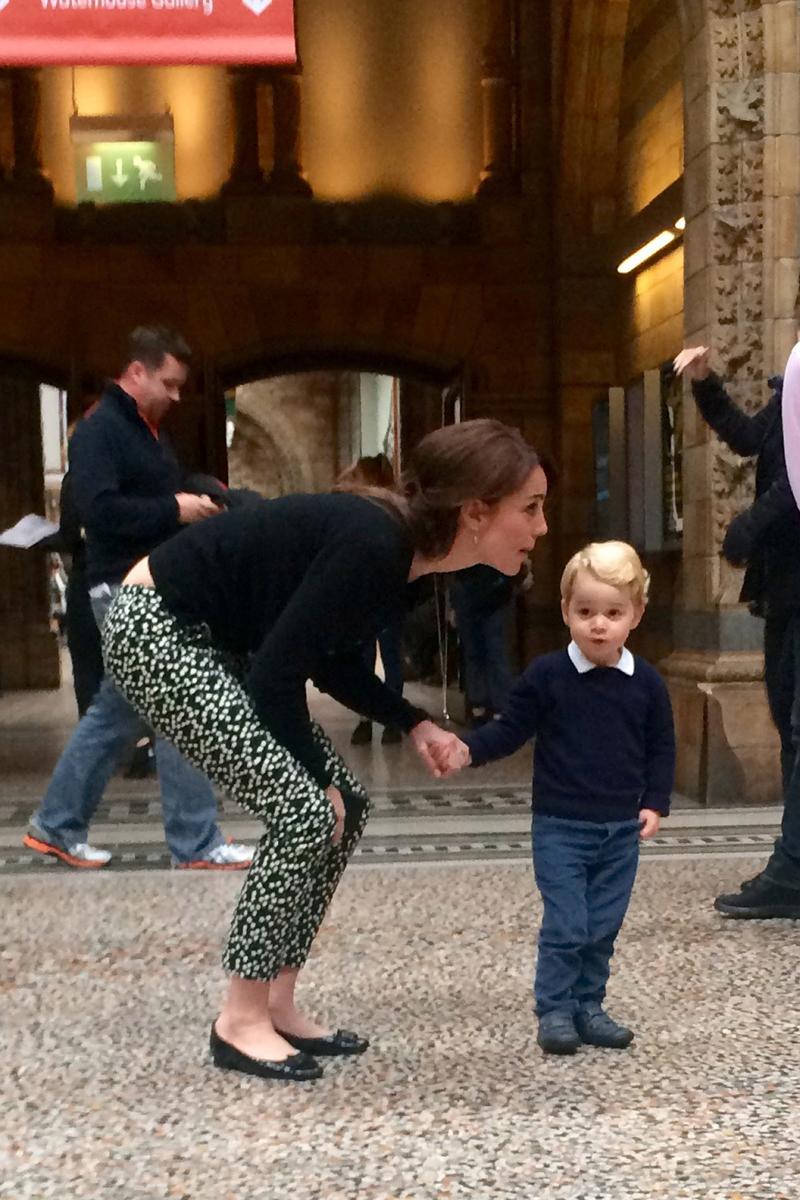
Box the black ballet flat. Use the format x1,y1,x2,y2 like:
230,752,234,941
209,1023,323,1081
276,1028,370,1057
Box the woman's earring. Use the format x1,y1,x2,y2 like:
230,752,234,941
473,532,479,547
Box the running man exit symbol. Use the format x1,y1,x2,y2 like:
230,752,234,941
73,139,175,204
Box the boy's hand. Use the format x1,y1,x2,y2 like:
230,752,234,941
639,808,661,840
673,346,711,381
432,736,471,777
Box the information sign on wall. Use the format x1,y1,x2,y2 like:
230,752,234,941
71,115,176,204
0,0,296,66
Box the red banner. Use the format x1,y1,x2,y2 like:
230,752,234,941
0,0,296,65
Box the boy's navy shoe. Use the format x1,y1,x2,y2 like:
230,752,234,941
575,1003,634,1049
537,1011,580,1055
714,875,800,919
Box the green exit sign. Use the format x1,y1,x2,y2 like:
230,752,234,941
70,115,176,205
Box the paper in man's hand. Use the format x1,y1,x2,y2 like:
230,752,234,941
0,514,59,549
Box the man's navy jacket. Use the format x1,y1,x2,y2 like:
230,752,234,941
69,382,183,586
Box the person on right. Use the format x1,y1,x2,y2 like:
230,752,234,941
675,344,800,918
432,541,675,1056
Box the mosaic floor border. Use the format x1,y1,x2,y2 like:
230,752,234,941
0,827,780,875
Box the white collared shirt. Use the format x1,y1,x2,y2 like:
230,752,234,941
567,640,635,677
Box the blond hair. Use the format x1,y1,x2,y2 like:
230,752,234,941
560,541,650,607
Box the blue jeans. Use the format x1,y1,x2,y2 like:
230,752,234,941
532,814,640,1016
32,584,224,864
450,590,514,712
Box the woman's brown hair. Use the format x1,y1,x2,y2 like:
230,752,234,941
343,419,540,559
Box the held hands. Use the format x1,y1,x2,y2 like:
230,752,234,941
325,784,345,845
176,492,220,524
673,346,711,382
639,808,660,840
410,719,471,778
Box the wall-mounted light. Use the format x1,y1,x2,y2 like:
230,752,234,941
617,217,686,275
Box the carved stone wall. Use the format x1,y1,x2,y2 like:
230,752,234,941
664,0,799,803
681,0,797,613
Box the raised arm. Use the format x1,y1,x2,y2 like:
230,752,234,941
674,347,774,458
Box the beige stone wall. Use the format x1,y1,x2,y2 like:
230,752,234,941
617,0,685,383
618,0,684,220
624,244,684,378
230,372,355,498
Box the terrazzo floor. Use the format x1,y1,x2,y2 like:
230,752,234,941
3,854,799,1200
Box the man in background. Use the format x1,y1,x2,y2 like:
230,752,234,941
25,326,252,871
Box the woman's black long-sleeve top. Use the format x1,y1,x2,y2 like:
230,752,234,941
148,492,428,787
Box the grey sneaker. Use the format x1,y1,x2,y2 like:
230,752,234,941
537,1010,580,1055
575,1004,634,1049
23,829,112,869
173,841,253,871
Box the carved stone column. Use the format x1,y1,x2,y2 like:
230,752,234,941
266,70,312,196
662,0,799,804
476,0,516,196
10,68,52,194
222,68,266,194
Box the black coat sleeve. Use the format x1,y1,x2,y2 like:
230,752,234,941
692,374,774,458
462,661,541,765
312,651,427,731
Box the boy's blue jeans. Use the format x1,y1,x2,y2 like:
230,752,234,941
532,814,640,1016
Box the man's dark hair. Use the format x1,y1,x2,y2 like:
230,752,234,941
121,326,192,373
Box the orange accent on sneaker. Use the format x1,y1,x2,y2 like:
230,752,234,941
22,833,108,869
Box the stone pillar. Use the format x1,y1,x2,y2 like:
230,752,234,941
476,0,516,196
266,70,312,197
222,68,266,194
663,0,799,804
10,68,52,194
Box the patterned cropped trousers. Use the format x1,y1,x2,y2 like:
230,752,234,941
103,585,369,981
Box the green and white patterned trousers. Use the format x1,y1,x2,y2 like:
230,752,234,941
103,585,369,981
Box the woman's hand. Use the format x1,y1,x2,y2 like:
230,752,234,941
673,346,711,382
410,720,468,778
325,784,346,845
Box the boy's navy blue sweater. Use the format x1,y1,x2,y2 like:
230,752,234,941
464,648,675,822
69,383,183,586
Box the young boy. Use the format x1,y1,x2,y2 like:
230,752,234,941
437,541,675,1055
